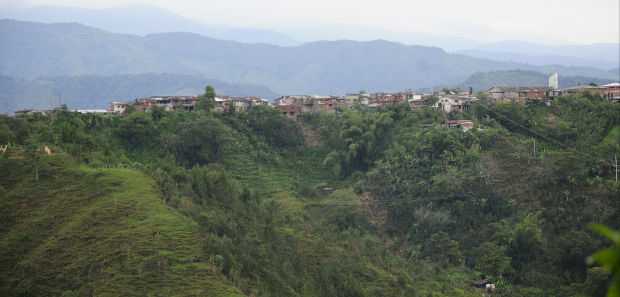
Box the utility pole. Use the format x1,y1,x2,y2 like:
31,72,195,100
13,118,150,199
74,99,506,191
533,138,537,158
614,154,619,184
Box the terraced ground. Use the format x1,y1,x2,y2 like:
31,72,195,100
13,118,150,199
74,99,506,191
226,148,335,196
0,156,242,297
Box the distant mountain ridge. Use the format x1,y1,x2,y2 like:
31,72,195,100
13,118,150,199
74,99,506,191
459,70,616,91
0,19,618,97
0,5,298,46
3,5,618,58
0,73,278,113
458,41,619,70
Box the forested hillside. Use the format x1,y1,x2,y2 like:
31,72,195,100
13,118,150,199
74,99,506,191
1,93,619,296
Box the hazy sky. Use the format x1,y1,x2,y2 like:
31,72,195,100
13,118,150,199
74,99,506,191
2,0,619,44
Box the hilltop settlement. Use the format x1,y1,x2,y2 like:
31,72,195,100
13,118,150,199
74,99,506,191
15,73,620,120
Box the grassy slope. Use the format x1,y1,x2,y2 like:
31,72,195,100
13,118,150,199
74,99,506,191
0,157,243,297
226,147,336,196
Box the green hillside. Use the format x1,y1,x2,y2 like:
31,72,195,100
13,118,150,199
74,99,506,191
0,158,243,297
1,92,620,296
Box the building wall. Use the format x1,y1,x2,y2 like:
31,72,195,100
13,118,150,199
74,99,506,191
604,85,620,101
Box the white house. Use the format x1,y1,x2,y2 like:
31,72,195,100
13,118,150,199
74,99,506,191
433,95,477,113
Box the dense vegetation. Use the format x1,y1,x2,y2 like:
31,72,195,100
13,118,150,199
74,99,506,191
1,93,619,297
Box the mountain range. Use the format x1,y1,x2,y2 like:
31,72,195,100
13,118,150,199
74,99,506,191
2,19,618,94
4,4,618,60
0,5,297,46
0,5,485,50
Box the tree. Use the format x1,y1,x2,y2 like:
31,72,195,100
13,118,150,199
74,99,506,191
170,117,233,166
151,105,165,121
24,135,44,182
322,110,395,177
475,242,513,278
0,121,15,144
247,106,303,148
508,214,543,270
115,113,157,150
197,85,216,112
424,231,463,265
590,225,620,297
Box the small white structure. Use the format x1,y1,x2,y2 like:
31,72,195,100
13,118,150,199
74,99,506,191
485,284,496,291
548,72,559,90
447,120,475,132
73,109,108,114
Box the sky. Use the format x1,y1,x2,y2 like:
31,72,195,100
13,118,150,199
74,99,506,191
1,0,619,44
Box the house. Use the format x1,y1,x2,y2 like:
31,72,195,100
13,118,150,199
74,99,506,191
408,94,432,109
433,95,477,113
222,96,270,112
359,91,370,105
559,85,608,97
345,93,361,106
134,96,172,111
274,95,299,106
518,87,550,101
274,95,342,116
133,96,198,112
344,91,371,106
248,97,270,107
212,97,229,112
109,101,129,114
276,104,301,119
171,96,199,112
486,86,551,104
447,120,475,132
317,96,339,113
370,92,408,107
408,98,427,109
602,83,620,102
228,97,250,112
348,91,422,109
487,87,520,103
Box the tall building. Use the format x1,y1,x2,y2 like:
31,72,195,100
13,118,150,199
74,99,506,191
548,72,559,90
